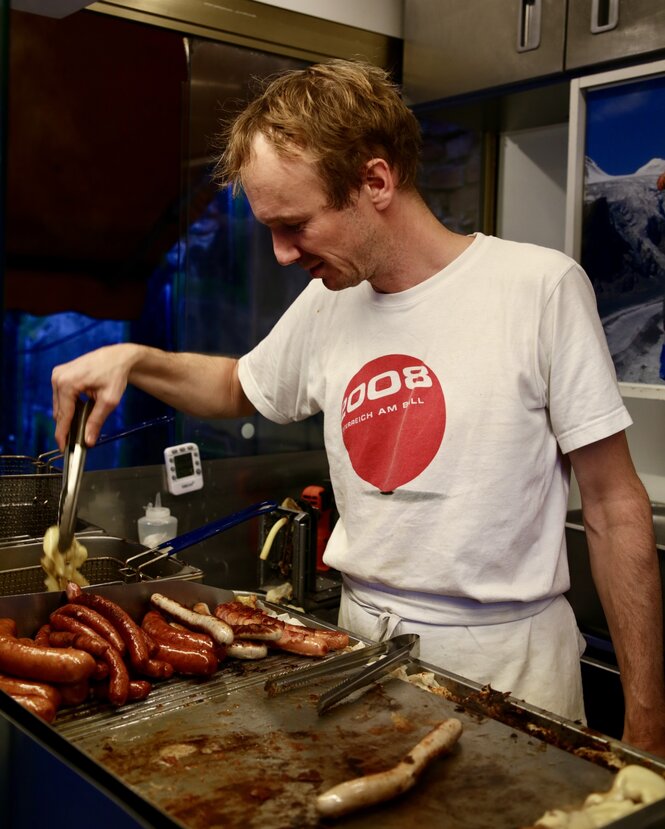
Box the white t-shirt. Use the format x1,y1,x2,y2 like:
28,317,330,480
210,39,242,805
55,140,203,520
238,233,631,620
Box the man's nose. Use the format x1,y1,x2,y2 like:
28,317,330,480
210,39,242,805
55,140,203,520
271,230,300,267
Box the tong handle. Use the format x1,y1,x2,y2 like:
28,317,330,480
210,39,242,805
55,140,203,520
317,634,419,715
264,641,390,697
70,397,92,450
57,398,93,551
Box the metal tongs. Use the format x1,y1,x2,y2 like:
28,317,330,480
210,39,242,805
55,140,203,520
57,397,93,552
264,632,420,715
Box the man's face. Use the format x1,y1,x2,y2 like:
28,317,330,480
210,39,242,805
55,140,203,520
241,134,381,292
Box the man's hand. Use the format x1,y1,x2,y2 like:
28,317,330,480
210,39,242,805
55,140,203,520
51,343,140,450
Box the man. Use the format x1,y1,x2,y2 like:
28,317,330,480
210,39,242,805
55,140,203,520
51,60,665,755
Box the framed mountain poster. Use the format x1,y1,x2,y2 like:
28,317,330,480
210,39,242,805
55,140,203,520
566,59,665,398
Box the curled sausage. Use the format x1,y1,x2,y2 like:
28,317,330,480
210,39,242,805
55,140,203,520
56,604,126,654
0,635,95,684
316,718,463,818
66,584,150,671
48,613,129,706
49,614,109,658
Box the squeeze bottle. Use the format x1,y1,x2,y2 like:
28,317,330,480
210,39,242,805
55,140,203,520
138,493,178,547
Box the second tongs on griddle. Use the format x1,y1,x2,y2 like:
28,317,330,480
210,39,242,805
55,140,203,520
264,632,420,715
57,397,93,552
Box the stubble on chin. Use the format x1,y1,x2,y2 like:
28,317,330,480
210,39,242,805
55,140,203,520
320,269,368,292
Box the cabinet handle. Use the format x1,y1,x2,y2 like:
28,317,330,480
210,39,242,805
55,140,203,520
517,0,542,53
591,0,619,33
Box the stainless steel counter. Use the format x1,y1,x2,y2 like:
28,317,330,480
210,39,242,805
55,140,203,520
2,580,665,829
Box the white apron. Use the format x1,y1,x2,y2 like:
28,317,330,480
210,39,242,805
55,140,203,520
338,576,587,723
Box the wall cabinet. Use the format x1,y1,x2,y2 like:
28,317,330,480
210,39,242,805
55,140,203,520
403,0,567,104
403,0,665,106
566,0,665,70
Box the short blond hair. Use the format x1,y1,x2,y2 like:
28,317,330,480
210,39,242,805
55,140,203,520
213,59,421,209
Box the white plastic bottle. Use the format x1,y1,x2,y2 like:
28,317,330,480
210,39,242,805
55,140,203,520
138,493,178,547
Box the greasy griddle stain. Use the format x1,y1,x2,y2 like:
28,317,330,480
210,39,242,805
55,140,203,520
99,729,329,829
164,783,320,829
93,706,431,829
432,684,626,773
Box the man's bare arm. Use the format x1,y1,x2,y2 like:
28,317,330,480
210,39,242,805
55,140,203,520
52,343,255,450
569,430,665,756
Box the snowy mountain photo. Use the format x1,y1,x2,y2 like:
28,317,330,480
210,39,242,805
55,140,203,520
580,67,665,386
581,156,665,384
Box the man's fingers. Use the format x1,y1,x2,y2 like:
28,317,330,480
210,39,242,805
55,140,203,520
83,401,112,448
53,396,77,452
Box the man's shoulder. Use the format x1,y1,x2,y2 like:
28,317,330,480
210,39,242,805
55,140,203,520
486,234,573,263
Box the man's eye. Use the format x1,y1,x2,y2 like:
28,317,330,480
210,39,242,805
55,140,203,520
286,222,305,232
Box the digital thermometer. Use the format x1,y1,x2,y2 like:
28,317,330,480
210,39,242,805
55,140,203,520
164,443,204,495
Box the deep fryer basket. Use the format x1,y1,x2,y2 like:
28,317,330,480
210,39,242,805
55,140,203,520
0,556,136,597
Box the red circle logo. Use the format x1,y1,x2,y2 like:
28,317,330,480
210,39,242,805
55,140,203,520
341,355,446,492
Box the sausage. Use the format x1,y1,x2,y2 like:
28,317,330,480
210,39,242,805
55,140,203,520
231,623,284,641
192,602,211,615
226,640,268,660
0,618,17,637
49,613,110,658
150,594,233,646
140,628,160,657
56,604,126,654
0,674,62,708
9,693,57,723
101,642,131,705
316,718,463,818
288,625,350,651
48,629,82,648
48,613,129,706
126,679,152,701
92,660,110,681
57,680,90,706
153,641,218,677
142,610,216,651
92,678,152,703
66,585,150,670
271,626,330,657
0,635,95,684
48,630,109,684
34,624,51,646
136,657,174,680
214,602,283,640
214,601,348,652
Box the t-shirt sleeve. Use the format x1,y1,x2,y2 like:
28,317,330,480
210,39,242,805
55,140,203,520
237,282,324,425
539,263,632,454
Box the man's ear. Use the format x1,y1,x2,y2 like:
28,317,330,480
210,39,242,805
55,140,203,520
362,158,395,211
